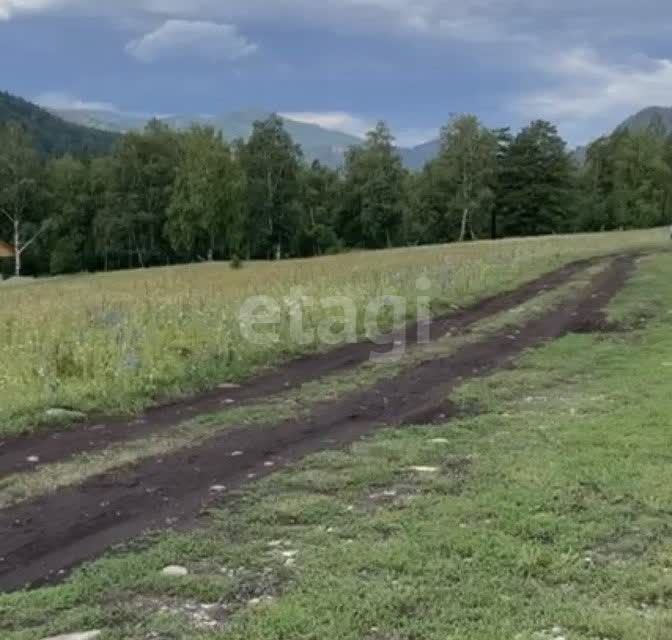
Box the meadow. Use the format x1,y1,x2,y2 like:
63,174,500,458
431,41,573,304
3,237,672,639
0,229,665,435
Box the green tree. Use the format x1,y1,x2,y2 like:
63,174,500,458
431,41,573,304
112,120,181,268
89,156,126,271
580,129,669,231
166,126,246,261
661,134,672,223
296,161,340,256
0,124,48,276
46,154,91,274
238,115,303,259
413,116,499,243
438,115,499,241
412,160,457,244
492,127,513,239
498,120,576,236
402,171,434,246
340,122,406,249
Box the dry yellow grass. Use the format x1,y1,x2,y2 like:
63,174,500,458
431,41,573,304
0,229,665,435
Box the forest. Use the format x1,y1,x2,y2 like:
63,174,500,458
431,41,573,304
1,112,671,277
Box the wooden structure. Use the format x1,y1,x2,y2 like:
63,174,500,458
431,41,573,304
0,241,15,259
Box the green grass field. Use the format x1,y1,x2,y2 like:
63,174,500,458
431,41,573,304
2,246,672,639
0,261,604,510
0,228,665,436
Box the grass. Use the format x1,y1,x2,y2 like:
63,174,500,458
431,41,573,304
2,249,672,639
0,228,665,436
0,263,604,509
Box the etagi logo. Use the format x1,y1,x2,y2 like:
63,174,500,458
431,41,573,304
238,275,433,362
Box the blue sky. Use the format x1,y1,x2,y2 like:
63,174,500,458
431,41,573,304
2,1,672,147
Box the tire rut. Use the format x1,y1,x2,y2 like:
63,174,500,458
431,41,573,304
0,256,602,475
0,254,636,593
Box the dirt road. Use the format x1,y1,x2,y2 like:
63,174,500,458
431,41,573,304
0,256,602,475
0,255,635,592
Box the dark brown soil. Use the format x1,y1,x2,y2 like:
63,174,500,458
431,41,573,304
0,254,636,593
0,256,602,476
568,311,624,334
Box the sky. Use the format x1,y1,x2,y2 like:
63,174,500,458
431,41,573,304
2,1,672,147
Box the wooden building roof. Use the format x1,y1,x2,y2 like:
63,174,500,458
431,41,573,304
0,241,15,258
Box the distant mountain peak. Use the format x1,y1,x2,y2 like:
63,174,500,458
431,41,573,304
9,92,442,169
49,105,370,167
616,106,672,135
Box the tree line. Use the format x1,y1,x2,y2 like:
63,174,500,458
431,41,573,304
1,113,670,277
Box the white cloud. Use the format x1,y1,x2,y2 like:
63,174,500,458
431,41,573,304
280,111,374,139
1,0,32,19
125,20,258,63
4,0,672,51
438,18,504,43
147,0,668,45
0,1,594,43
394,127,437,147
0,0,78,20
34,91,118,112
515,47,672,143
518,48,672,120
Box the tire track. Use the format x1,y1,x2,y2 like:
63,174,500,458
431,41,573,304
0,256,602,475
0,254,636,592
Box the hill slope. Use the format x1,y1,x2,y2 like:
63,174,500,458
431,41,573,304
48,107,147,134
617,106,672,135
52,106,363,167
400,139,440,170
0,92,119,156
52,105,446,169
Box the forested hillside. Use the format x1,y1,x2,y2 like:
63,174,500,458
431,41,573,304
618,106,672,136
0,92,119,156
1,101,671,278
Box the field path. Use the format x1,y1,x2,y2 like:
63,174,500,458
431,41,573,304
0,254,636,592
0,256,602,475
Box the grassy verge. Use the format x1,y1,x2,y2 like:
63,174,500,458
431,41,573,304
2,251,672,639
0,229,664,435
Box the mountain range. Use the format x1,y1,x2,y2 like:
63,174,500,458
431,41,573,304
0,91,118,156
53,104,672,169
3,90,672,169
49,105,437,169
50,106,362,166
568,106,672,166
617,106,672,135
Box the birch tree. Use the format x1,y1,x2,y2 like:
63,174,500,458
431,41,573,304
341,122,406,249
0,124,48,277
238,116,302,259
166,126,246,260
438,115,498,242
